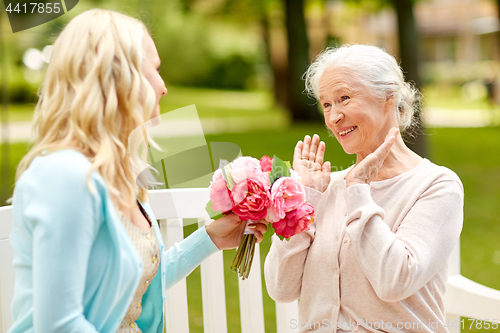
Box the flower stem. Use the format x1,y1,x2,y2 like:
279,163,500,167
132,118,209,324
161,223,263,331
230,229,259,279
231,234,248,271
242,236,256,279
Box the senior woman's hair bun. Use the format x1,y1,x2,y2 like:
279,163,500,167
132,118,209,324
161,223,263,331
304,44,421,133
397,80,422,134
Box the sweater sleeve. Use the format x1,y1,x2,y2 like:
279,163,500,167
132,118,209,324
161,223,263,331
344,180,464,302
304,186,323,207
264,224,315,303
162,226,219,290
20,160,102,332
263,185,321,303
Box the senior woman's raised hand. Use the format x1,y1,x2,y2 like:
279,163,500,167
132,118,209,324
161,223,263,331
294,128,399,192
344,127,399,187
293,134,331,192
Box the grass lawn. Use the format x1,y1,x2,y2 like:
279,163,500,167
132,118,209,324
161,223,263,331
422,84,495,111
3,86,287,123
1,125,499,332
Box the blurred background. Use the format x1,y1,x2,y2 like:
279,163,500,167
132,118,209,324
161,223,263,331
1,0,499,332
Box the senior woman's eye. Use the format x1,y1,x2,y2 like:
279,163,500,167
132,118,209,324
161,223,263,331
322,102,331,109
341,96,350,102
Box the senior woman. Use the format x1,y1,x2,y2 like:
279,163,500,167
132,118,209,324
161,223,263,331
8,9,267,333
264,44,464,333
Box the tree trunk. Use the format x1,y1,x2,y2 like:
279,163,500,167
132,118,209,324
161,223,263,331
497,0,500,24
391,0,428,158
260,15,289,108
284,0,322,122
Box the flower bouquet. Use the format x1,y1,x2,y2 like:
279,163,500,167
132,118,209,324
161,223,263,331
206,155,314,279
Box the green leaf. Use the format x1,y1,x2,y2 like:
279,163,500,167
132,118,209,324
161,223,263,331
205,200,224,220
263,223,275,240
277,234,290,241
270,155,291,185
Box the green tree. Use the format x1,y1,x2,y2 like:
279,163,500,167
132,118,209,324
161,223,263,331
497,0,500,22
176,0,322,122
389,0,427,157
345,0,427,157
284,0,323,122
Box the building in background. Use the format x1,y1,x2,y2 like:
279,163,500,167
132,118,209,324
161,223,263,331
324,0,499,85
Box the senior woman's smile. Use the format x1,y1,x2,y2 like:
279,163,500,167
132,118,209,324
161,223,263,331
318,67,397,157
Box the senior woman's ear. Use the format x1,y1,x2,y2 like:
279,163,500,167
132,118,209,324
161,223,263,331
383,94,396,114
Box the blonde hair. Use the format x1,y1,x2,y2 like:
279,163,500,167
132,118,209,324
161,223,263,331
15,9,157,208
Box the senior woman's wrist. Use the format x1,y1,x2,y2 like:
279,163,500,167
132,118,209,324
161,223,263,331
303,185,324,207
344,168,370,188
344,183,376,216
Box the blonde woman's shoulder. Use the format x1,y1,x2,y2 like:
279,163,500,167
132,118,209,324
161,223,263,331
16,149,105,197
25,149,91,177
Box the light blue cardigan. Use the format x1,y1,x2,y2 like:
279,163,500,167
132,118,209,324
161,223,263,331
8,150,219,333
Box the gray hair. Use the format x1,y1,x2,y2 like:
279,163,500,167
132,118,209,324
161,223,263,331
304,44,420,131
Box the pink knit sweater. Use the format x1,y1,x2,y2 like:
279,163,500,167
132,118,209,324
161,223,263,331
264,158,464,333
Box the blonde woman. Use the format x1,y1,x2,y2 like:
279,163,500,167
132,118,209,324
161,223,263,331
8,9,267,333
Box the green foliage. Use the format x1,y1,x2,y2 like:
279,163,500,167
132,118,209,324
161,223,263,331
269,155,291,184
262,222,274,240
0,66,40,104
0,81,38,104
343,0,391,12
342,0,422,12
2,0,264,98
152,7,261,90
0,141,32,205
207,54,255,90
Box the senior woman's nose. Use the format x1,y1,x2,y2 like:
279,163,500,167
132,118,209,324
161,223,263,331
330,110,344,124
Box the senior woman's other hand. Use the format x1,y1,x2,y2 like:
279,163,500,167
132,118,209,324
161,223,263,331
345,127,400,187
205,213,268,250
293,134,331,192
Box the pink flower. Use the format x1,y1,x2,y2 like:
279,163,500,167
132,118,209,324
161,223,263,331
231,156,270,190
273,202,314,239
260,156,273,172
268,177,306,222
209,169,232,213
231,179,270,221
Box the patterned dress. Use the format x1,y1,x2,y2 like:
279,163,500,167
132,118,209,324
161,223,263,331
116,202,161,332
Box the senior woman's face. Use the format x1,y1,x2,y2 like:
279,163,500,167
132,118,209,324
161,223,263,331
142,34,167,119
318,67,393,156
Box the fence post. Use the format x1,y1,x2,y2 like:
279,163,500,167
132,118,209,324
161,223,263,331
198,218,228,333
161,218,190,333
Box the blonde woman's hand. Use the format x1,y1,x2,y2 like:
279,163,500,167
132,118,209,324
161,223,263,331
205,213,268,250
345,127,399,187
293,134,331,193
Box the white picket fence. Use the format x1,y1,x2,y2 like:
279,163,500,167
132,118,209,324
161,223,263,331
1,188,500,333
